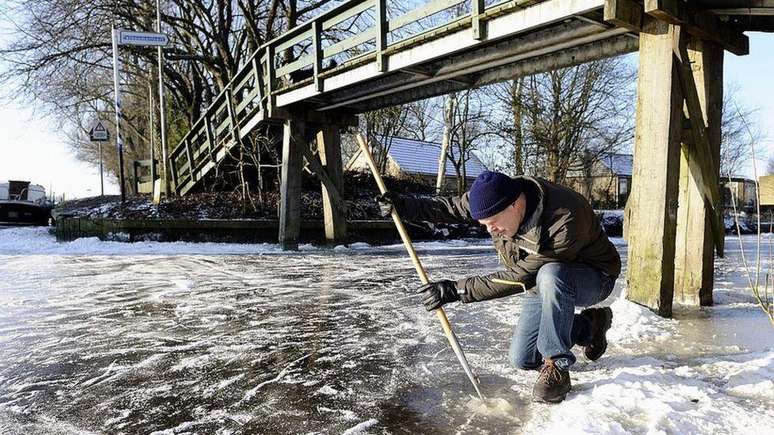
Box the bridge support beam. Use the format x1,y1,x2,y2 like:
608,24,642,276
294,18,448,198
279,118,305,250
626,18,683,317
674,38,723,307
316,126,347,243
627,16,726,316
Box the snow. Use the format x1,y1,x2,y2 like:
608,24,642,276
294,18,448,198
0,226,772,434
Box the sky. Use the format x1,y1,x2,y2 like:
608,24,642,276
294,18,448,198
724,32,774,176
0,20,772,199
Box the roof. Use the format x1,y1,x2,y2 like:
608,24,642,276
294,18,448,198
598,153,633,176
377,136,488,177
725,175,756,183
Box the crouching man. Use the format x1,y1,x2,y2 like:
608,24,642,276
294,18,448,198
377,171,621,403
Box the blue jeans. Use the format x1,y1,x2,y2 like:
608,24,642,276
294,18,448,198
509,262,615,371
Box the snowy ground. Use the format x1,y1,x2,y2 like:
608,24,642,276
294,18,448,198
0,227,772,434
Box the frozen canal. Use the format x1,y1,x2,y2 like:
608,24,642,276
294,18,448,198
0,227,772,434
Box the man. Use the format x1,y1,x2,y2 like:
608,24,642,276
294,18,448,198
377,171,620,403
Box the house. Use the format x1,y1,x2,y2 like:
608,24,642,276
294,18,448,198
565,152,632,209
346,136,487,191
722,176,757,212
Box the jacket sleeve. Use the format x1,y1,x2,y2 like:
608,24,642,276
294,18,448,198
396,192,473,224
457,216,588,302
455,270,528,302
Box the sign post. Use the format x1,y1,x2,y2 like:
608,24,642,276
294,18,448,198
89,119,110,197
156,0,171,197
111,26,126,202
111,27,169,202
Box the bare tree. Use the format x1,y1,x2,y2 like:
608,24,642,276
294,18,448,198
361,105,412,175
436,94,455,193
489,77,526,175
720,85,764,177
403,98,440,143
0,0,329,195
445,89,494,193
487,58,635,184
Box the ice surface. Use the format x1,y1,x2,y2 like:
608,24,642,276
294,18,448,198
0,227,772,434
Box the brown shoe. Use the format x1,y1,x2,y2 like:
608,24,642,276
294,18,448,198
582,307,613,361
532,359,571,403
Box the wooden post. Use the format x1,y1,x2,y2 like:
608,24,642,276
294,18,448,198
226,87,242,146
674,36,723,306
279,118,305,250
375,0,387,72
472,0,486,40
312,20,323,92
133,161,140,194
626,18,684,317
170,153,179,193
184,138,196,182
204,114,216,161
251,55,264,102
317,126,347,242
267,46,276,117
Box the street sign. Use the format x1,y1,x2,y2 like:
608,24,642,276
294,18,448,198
117,29,169,47
89,120,109,142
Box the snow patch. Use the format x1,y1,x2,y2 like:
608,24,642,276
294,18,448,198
341,418,379,435
694,351,774,401
315,385,339,396
607,297,678,345
148,421,194,435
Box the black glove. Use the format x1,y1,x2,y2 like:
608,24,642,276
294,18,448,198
375,191,401,218
416,280,460,311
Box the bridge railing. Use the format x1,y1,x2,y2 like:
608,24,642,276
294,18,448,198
168,0,531,195
169,49,269,195
270,0,519,89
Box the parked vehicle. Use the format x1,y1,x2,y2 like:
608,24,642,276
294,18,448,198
0,180,53,226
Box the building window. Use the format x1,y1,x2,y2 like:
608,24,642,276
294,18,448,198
618,177,630,208
619,178,629,196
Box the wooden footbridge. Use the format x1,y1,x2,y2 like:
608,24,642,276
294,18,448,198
164,0,773,316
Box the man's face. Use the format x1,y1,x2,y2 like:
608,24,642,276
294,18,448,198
477,194,526,238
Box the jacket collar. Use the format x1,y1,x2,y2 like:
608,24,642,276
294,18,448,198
513,176,544,249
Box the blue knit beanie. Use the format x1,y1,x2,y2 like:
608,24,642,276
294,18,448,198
469,171,521,220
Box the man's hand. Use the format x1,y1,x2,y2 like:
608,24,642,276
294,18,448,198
416,280,460,311
375,191,401,218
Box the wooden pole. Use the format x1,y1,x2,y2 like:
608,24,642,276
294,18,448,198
355,132,484,400
626,17,683,317
279,118,305,250
674,36,723,306
317,127,347,242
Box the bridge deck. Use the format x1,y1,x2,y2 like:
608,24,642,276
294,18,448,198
276,0,635,113
167,0,770,196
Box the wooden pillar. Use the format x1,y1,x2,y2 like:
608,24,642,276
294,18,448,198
626,18,684,317
279,118,305,250
317,126,347,242
674,37,724,307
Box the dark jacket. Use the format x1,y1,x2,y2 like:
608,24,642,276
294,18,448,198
396,176,621,303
